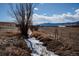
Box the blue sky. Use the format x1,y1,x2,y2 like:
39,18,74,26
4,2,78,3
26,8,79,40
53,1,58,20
34,3,78,15
0,3,14,22
0,3,79,24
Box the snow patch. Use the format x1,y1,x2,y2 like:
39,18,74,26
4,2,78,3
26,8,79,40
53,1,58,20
25,37,58,56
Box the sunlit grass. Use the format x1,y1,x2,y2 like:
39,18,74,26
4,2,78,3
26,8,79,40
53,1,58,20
0,26,16,29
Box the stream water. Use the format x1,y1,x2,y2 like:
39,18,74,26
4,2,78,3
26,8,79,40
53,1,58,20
25,37,58,56
24,29,58,56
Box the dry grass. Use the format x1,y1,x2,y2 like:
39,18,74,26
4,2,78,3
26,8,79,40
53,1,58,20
32,27,79,56
0,26,79,56
0,30,31,56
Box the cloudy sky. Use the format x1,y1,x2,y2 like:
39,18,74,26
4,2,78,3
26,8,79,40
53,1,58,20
0,3,79,25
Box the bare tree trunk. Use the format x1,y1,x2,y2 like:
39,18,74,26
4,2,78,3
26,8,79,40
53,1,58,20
9,3,33,39
9,3,34,51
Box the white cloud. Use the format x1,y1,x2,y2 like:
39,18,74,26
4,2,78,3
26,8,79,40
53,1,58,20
33,22,46,25
43,13,47,16
33,8,79,25
75,9,79,13
34,8,38,11
75,9,79,14
33,14,64,25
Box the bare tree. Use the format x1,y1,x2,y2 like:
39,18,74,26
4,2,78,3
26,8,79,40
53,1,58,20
9,3,34,39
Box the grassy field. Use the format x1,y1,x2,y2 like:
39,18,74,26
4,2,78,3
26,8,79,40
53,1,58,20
0,27,31,56
0,26,16,29
32,27,79,56
0,26,79,56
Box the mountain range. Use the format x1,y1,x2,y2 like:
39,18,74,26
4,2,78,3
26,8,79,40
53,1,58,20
36,21,79,27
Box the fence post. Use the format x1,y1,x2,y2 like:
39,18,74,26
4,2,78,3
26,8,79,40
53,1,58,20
54,28,58,40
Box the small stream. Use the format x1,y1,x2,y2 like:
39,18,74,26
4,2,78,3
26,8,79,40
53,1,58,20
24,37,58,56
24,29,58,56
